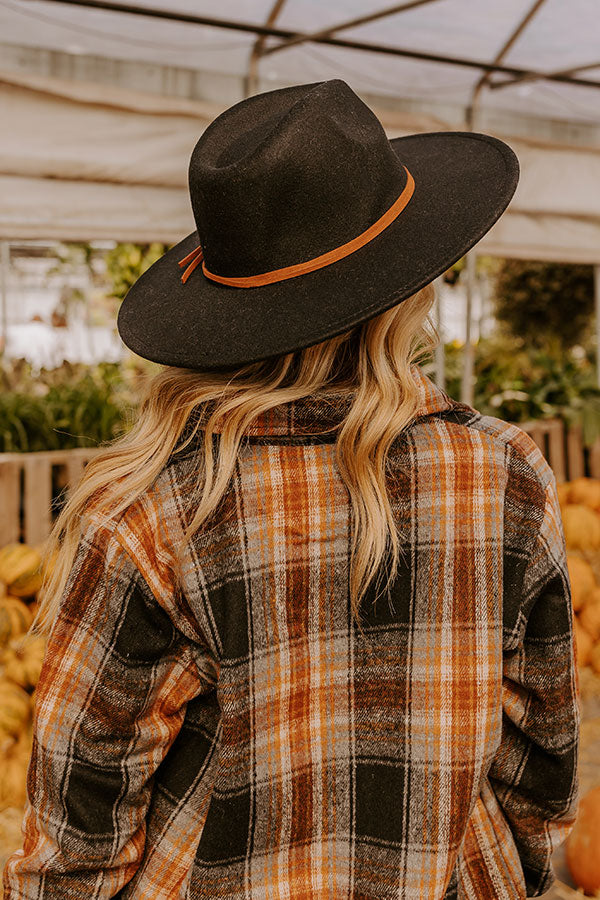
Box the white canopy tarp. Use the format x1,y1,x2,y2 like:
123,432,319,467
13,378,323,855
1,68,600,262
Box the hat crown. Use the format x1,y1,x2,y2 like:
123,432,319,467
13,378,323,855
188,79,408,279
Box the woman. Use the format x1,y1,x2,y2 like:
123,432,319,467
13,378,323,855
4,79,579,899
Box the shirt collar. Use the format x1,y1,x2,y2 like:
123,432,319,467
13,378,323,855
237,363,457,438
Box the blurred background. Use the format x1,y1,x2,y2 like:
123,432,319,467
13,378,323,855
1,3,600,894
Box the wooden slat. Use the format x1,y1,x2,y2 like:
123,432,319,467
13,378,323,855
525,422,545,451
0,460,21,545
0,449,104,547
64,455,85,493
546,419,566,484
22,456,52,546
588,435,600,479
0,448,103,465
566,423,585,480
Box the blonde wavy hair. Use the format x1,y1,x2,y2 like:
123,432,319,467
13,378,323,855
29,281,440,641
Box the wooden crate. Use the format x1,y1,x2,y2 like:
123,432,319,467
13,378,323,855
517,417,600,484
0,448,103,546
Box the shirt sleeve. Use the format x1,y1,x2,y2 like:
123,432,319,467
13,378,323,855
2,518,220,900
485,473,581,898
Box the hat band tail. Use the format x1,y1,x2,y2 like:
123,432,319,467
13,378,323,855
178,245,204,284
178,164,414,288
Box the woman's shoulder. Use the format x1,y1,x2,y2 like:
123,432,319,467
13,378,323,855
420,401,555,496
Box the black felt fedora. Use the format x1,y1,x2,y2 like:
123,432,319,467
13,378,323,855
117,78,519,372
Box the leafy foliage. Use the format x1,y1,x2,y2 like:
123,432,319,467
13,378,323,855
493,259,594,350
105,243,169,301
0,359,147,452
435,333,600,448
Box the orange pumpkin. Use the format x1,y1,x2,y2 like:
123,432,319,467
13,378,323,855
567,555,596,612
0,635,47,691
566,785,600,894
0,750,29,809
573,618,593,667
568,476,600,510
583,585,600,609
0,597,33,647
0,680,32,739
28,600,39,619
579,601,600,642
590,643,600,675
562,504,600,551
556,481,572,508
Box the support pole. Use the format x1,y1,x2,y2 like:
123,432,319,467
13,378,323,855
461,252,477,407
0,241,9,357
595,264,600,389
434,275,446,391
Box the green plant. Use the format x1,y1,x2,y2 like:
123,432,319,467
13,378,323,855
105,243,169,301
493,259,594,350
0,361,142,452
435,334,600,448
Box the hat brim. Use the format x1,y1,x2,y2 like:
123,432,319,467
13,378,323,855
117,131,518,371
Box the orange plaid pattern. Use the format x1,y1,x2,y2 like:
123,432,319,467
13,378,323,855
3,364,580,899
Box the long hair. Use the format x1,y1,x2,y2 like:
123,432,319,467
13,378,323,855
30,281,440,640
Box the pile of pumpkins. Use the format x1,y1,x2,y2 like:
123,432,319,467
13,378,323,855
0,542,52,816
549,476,600,897
559,477,600,675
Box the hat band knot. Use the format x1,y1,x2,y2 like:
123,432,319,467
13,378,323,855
178,164,414,288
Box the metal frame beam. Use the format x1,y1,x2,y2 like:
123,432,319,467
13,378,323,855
20,0,600,91
261,0,443,57
466,0,549,127
461,0,550,407
490,59,600,91
244,0,288,99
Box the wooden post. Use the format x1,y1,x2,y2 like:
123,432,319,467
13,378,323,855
0,448,103,547
0,241,8,355
546,419,566,484
434,275,446,391
0,460,20,545
461,252,476,408
23,456,52,546
596,264,600,389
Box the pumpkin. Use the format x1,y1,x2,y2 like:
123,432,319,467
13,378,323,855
0,597,33,647
0,680,32,738
1,635,47,691
578,600,600,642
566,555,596,612
568,477,600,511
556,481,572,508
0,543,43,598
12,719,33,764
0,744,29,809
562,504,600,551
566,784,600,894
0,722,32,763
32,542,59,583
582,585,600,609
573,617,594,667
590,643,600,675
0,805,30,860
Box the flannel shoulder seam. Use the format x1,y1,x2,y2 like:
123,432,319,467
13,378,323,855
454,409,556,494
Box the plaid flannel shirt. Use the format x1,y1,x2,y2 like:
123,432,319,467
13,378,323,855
3,363,580,899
